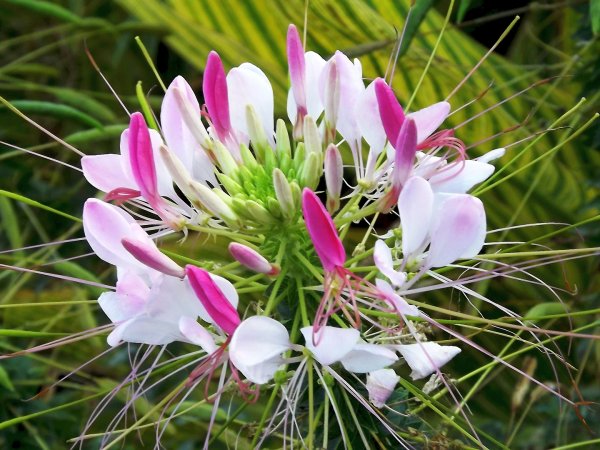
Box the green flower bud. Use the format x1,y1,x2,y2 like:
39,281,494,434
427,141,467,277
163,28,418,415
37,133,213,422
273,168,296,220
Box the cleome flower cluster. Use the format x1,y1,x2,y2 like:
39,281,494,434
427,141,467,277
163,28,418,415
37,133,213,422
77,24,511,446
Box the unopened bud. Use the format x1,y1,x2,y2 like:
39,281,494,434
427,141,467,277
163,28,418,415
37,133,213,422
212,140,239,175
366,369,399,408
324,143,343,212
188,181,237,224
159,144,196,200
172,87,212,149
303,115,321,155
323,60,340,144
239,143,258,168
121,236,184,278
246,200,274,224
246,105,268,159
275,119,291,157
301,152,322,190
273,168,295,220
228,242,278,275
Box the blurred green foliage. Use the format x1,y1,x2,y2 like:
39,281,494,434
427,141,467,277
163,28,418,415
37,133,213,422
0,0,598,448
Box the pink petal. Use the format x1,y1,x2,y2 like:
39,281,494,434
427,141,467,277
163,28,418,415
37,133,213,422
374,78,405,146
301,188,346,271
398,176,434,256
373,240,406,287
426,194,486,267
185,265,241,335
81,154,136,193
407,102,450,143
203,51,231,140
83,198,147,270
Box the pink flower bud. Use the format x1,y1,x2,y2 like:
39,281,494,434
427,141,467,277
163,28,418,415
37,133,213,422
301,188,346,272
121,236,185,278
128,112,159,205
366,369,399,408
203,51,231,141
374,78,405,146
228,242,278,275
185,265,241,335
324,144,343,212
287,24,307,118
391,117,417,190
322,59,339,141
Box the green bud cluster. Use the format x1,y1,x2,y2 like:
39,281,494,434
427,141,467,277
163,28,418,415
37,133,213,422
211,118,323,230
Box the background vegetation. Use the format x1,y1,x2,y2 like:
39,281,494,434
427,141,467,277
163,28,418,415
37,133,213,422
0,0,598,448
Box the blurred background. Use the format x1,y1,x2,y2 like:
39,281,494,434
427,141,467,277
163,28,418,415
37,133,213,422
0,0,598,448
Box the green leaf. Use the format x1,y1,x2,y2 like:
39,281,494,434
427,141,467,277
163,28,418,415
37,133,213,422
0,329,67,337
591,0,600,35
0,365,15,392
0,197,23,253
398,0,435,56
456,0,472,23
1,100,104,129
0,190,81,222
524,302,569,322
3,0,81,23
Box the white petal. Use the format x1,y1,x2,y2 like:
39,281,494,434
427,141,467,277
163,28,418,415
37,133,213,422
113,317,183,346
407,101,450,143
475,147,505,164
340,343,398,373
330,51,364,147
301,326,359,366
179,316,217,353
426,194,486,267
398,176,434,256
147,275,204,323
161,76,216,185
227,63,274,140
229,316,290,384
356,81,386,153
304,51,326,119
375,279,420,317
429,160,495,194
395,342,461,380
367,369,400,407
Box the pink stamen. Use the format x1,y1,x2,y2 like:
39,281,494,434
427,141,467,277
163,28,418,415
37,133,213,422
105,187,141,204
